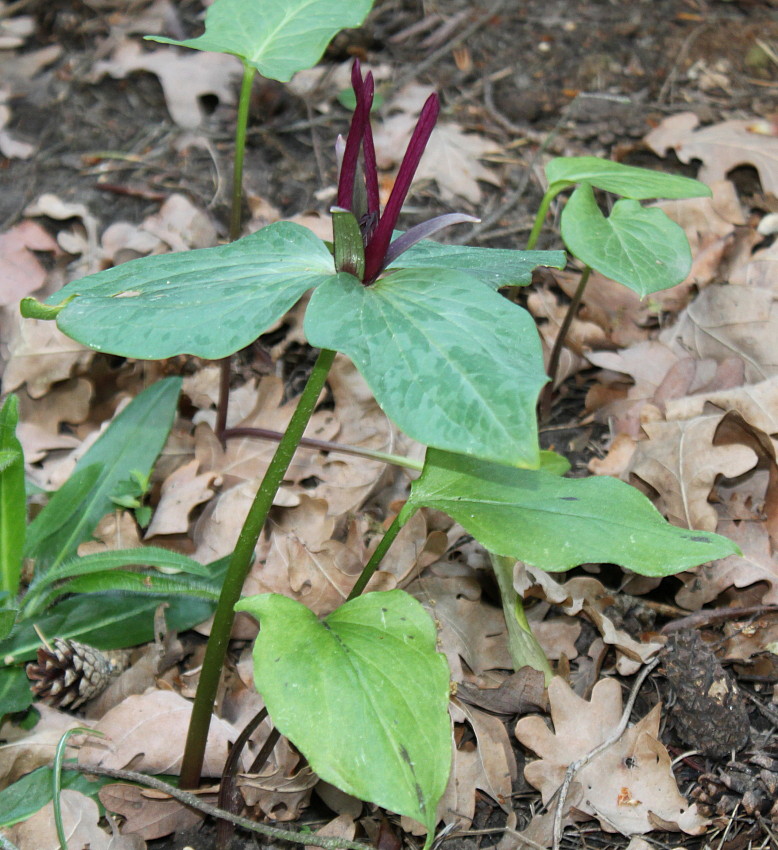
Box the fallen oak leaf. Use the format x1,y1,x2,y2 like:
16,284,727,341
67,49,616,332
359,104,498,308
99,783,203,841
145,458,216,538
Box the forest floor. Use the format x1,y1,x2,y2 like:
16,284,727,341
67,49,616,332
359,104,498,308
2,1,778,849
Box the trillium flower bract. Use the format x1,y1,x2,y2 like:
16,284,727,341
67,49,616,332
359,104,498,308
334,60,477,284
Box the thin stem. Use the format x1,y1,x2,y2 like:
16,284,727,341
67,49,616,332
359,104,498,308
539,264,592,422
526,185,566,251
347,511,405,601
222,426,423,471
61,764,369,850
180,348,337,789
489,554,553,683
216,62,256,442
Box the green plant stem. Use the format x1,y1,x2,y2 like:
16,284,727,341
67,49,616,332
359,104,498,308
347,512,405,601
223,427,423,471
526,185,565,250
180,347,337,789
215,62,257,441
489,554,553,684
53,728,104,850
539,264,592,421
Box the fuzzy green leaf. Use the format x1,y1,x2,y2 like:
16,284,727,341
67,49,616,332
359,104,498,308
146,0,373,82
561,183,692,296
306,268,547,468
47,223,335,360
0,666,32,715
236,590,451,842
547,156,712,199
0,396,25,598
402,449,739,575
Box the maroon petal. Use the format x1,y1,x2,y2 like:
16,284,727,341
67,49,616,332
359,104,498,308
383,213,480,268
336,61,373,211
363,93,440,282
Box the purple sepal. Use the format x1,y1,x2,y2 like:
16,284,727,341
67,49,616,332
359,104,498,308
384,214,480,268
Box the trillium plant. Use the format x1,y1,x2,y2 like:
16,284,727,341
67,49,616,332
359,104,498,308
9,0,739,843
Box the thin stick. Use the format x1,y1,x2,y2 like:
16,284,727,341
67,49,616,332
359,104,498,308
61,763,368,850
550,657,660,850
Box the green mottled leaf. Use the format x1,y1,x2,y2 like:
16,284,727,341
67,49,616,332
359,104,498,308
306,268,547,468
402,449,739,575
389,240,566,289
47,223,334,360
236,590,451,843
561,183,692,296
147,0,373,82
546,155,711,200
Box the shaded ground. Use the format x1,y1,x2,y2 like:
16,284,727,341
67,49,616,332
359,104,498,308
2,0,778,849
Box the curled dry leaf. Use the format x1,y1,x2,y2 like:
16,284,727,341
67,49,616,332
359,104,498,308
4,789,146,850
145,458,216,538
78,689,245,778
515,566,664,674
646,112,778,196
516,677,708,836
99,783,203,841
16,378,92,462
238,745,318,821
0,220,60,306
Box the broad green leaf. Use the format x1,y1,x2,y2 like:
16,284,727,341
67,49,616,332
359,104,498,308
146,0,373,82
0,395,25,597
561,184,692,296
0,764,111,828
389,240,566,289
0,592,218,664
43,223,334,360
30,570,220,613
546,156,712,199
24,378,181,569
402,449,739,575
0,666,32,715
306,268,547,468
236,590,451,841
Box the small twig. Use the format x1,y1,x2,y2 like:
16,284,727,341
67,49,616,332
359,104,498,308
550,658,660,850
660,605,778,635
656,23,712,104
62,763,369,850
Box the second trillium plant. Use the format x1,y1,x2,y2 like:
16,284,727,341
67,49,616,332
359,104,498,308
20,43,737,847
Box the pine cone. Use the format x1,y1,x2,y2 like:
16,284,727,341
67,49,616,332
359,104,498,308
26,638,117,709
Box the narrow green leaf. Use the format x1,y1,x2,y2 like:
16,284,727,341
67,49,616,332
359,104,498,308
389,240,566,289
48,223,335,359
0,666,32,716
24,378,181,570
546,156,712,199
402,449,740,575
30,569,220,612
0,592,218,664
146,0,373,82
306,268,547,468
0,765,111,828
236,590,451,838
0,607,17,640
561,183,692,296
0,396,25,598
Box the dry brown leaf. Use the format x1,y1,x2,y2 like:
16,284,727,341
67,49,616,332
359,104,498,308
407,569,512,681
646,112,778,196
99,783,203,840
736,236,778,291
145,459,216,538
141,193,217,251
516,677,707,836
93,40,242,128
630,415,757,531
5,789,146,850
515,566,664,674
78,510,142,556
15,378,92,462
238,743,318,821
244,496,395,615
0,705,90,788
3,312,94,397
662,284,778,382
78,689,244,777
0,220,60,306
676,519,778,608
